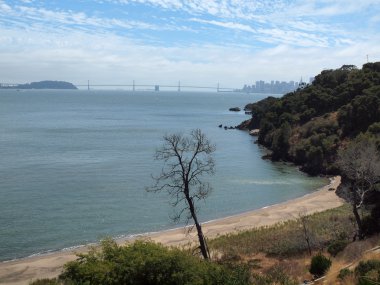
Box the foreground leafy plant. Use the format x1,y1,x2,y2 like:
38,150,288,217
309,253,331,278
355,260,380,285
55,239,250,285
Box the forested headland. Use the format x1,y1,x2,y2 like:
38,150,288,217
241,62,380,176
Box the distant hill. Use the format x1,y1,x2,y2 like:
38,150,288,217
240,62,380,175
1,80,77,89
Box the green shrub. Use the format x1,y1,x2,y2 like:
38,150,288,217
309,253,332,277
368,122,380,134
327,240,349,257
355,260,380,285
337,268,352,280
59,239,250,285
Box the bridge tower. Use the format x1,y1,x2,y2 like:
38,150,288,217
87,80,90,91
178,81,181,92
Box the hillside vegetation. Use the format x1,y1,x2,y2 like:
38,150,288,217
243,62,380,175
31,206,380,285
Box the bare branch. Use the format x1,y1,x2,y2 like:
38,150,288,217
337,138,380,240
146,129,215,259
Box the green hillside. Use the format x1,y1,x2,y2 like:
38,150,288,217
243,62,380,175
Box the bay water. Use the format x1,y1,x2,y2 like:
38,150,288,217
0,90,327,261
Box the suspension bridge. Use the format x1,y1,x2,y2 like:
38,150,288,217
0,81,238,92
76,81,237,92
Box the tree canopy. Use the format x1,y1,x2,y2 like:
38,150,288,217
244,62,380,175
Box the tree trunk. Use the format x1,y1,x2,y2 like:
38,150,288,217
194,217,209,260
352,203,364,240
186,196,209,259
301,217,312,256
304,232,312,256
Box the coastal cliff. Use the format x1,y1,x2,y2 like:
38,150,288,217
240,62,380,175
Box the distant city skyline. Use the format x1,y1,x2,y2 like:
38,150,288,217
0,1,379,87
240,78,309,94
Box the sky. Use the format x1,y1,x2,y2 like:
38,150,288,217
0,0,379,88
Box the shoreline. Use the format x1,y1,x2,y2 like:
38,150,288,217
0,176,343,285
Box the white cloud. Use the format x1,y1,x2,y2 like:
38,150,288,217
0,1,12,12
256,27,330,47
288,0,380,17
191,18,256,33
0,23,378,87
106,0,286,19
0,0,379,86
103,0,380,20
370,14,380,24
0,3,181,33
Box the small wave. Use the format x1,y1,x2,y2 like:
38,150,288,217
0,243,100,263
232,179,293,185
115,225,193,243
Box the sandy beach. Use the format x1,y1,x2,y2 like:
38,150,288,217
0,176,343,285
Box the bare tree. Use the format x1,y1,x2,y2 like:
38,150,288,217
298,210,313,256
338,138,380,240
146,129,215,259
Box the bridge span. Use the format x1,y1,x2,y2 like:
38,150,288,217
0,81,238,92
76,81,237,92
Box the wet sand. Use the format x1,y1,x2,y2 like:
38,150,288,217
0,176,343,285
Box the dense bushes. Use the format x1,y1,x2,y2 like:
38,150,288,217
355,260,380,285
31,240,250,285
338,89,380,136
309,253,331,277
244,62,380,175
338,268,352,280
338,258,380,285
327,239,349,257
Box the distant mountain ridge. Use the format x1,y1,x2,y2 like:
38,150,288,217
1,80,77,89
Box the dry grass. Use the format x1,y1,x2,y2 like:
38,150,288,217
363,250,380,262
324,274,357,285
338,235,380,264
321,235,380,284
324,259,353,284
209,205,380,283
210,204,354,258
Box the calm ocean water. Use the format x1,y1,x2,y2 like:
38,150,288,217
0,90,327,261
